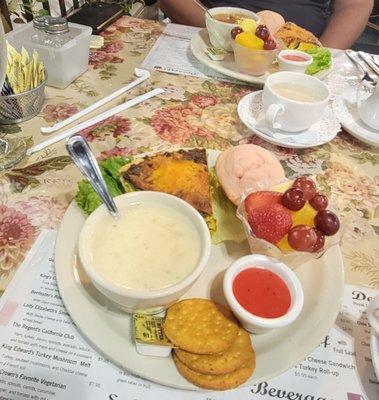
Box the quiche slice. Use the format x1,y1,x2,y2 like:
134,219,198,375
275,22,322,48
119,149,213,215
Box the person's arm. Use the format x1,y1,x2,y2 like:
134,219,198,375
158,0,206,27
320,0,373,49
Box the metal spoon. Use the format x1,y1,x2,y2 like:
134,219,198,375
205,9,213,20
205,9,231,52
66,135,119,219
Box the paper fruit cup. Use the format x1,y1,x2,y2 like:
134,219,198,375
236,179,345,269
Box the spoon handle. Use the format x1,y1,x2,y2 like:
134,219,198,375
66,135,119,218
345,50,366,75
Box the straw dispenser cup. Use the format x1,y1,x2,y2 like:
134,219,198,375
6,20,92,89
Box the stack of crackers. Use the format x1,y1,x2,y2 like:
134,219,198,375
163,299,255,390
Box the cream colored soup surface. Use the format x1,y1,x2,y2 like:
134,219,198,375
89,201,201,291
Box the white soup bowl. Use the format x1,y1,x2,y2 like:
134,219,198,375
78,191,211,314
206,7,260,51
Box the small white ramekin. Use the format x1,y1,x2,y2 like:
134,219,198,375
278,50,313,73
79,191,211,314
223,254,304,334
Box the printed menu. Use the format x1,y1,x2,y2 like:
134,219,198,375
141,23,233,81
0,230,378,400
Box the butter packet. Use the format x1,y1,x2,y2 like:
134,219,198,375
90,35,104,49
205,46,228,61
133,313,173,357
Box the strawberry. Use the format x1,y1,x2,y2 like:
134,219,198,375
248,204,292,244
244,191,282,216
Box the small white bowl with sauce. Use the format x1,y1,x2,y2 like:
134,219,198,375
78,191,211,314
278,50,313,73
223,254,304,334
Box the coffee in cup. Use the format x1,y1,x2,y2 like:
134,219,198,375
262,71,331,132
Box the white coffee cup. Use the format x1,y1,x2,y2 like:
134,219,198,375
205,7,260,52
262,71,331,132
368,295,379,336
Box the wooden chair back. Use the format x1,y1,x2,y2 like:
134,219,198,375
0,0,83,31
0,0,12,30
58,0,81,18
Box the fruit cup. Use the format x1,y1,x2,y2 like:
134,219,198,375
231,24,280,76
233,41,279,76
236,178,344,268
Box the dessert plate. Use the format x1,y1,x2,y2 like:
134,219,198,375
333,97,379,147
55,150,344,390
238,91,341,149
190,29,333,85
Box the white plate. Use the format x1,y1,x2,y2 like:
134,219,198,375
238,92,340,149
190,29,332,85
55,150,344,390
371,332,379,381
334,97,379,147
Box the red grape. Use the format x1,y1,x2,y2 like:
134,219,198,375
309,194,328,211
282,188,305,211
264,39,277,50
315,210,340,236
255,24,269,40
231,26,243,39
311,228,325,253
288,225,317,252
292,177,317,201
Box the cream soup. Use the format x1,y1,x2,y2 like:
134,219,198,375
89,201,201,291
272,83,320,102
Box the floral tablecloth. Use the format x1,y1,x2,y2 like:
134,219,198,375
0,16,378,291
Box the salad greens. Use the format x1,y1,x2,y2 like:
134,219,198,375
295,43,332,75
75,156,132,215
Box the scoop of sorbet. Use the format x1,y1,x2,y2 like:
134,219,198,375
215,144,285,205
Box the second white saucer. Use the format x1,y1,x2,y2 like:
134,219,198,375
334,97,379,147
238,91,341,149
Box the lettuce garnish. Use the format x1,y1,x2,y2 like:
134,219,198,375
75,156,132,214
296,43,332,75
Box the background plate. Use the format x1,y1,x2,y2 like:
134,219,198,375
190,29,332,86
55,150,344,390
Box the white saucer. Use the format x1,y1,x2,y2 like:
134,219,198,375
371,331,379,381
334,97,379,147
237,91,341,149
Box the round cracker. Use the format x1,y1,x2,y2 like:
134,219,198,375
173,353,254,390
175,328,254,375
164,299,239,354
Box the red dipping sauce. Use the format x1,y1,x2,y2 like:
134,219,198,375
232,267,291,318
283,54,308,62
